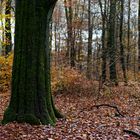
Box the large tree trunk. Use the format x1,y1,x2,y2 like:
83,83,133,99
2,0,63,125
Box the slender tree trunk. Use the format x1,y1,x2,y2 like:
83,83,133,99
64,0,75,67
2,0,63,125
101,12,107,83
138,0,140,71
0,0,6,55
78,29,83,71
64,0,70,62
77,0,85,71
54,23,57,66
69,0,75,67
98,0,107,83
5,0,12,55
96,44,101,80
126,0,131,70
119,0,127,83
87,0,93,79
108,0,118,84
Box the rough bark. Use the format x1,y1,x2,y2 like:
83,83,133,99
98,0,107,83
108,0,118,84
2,0,63,125
119,0,127,83
64,0,75,67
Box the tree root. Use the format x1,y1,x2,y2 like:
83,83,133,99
123,129,140,139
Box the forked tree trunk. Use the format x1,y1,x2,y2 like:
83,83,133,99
2,0,63,125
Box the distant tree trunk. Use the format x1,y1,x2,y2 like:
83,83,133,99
77,29,83,70
54,22,57,66
98,0,107,83
0,0,5,55
87,0,93,79
138,0,140,71
5,0,12,55
126,0,131,70
96,44,101,80
119,0,127,83
2,0,63,125
64,0,70,61
64,0,75,67
77,0,85,71
108,0,118,84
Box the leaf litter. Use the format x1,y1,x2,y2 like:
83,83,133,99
0,84,140,140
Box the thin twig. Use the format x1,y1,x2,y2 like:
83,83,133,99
123,129,140,139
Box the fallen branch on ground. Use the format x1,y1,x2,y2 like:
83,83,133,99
123,129,140,139
93,104,124,117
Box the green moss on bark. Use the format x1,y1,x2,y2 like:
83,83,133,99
2,107,17,124
17,114,41,125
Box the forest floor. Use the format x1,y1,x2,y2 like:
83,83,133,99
0,82,140,140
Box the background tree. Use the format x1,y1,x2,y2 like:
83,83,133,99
138,0,140,71
108,0,118,84
5,0,12,55
98,0,107,83
64,0,76,67
86,0,93,79
119,0,127,83
126,0,131,70
0,0,5,55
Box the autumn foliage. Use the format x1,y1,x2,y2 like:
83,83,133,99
0,54,94,95
0,54,13,92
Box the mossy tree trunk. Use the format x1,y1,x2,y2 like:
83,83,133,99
2,0,63,125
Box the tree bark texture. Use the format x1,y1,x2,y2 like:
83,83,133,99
108,0,118,84
98,0,107,83
138,0,140,71
119,0,127,83
2,0,63,125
